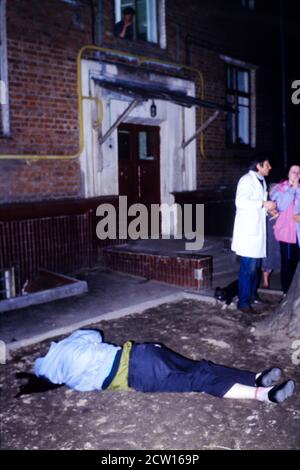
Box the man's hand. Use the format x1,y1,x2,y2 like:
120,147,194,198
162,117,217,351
263,201,276,211
268,209,279,220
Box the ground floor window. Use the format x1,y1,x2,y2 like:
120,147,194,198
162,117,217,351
226,64,252,147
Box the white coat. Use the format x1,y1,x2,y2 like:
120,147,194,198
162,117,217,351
231,170,267,258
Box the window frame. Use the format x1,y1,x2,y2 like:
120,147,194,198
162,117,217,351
0,0,10,137
226,64,252,149
114,0,164,47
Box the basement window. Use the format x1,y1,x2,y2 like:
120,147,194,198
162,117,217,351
114,0,166,48
0,0,10,136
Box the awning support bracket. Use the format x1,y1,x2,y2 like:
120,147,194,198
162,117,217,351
182,110,221,150
98,98,143,145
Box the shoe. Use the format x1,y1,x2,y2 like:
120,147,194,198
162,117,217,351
239,306,256,314
256,367,282,387
268,379,295,403
252,295,264,304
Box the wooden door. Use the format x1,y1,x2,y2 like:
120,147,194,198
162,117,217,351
118,124,160,210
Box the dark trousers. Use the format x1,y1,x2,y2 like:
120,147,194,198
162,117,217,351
238,257,262,309
129,343,256,398
280,242,300,293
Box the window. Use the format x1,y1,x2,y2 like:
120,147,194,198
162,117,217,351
226,65,251,147
115,0,161,44
0,0,9,136
241,0,255,11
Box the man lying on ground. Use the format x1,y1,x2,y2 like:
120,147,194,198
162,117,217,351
16,329,295,404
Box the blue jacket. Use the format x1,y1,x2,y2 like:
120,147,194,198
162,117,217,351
35,329,120,391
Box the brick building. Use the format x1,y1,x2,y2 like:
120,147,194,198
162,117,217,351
0,0,298,293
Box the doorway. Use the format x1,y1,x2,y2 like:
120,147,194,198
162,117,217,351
118,123,161,211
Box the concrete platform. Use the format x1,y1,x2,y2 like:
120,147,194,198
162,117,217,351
0,269,187,351
0,270,88,313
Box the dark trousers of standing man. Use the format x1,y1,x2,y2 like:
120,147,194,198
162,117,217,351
238,256,262,309
280,241,300,293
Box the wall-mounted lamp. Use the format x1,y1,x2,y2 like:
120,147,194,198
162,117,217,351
150,100,157,118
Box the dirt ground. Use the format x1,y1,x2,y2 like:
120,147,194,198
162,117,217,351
1,297,300,450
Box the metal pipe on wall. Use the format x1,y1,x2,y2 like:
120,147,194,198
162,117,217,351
97,0,103,47
279,0,288,168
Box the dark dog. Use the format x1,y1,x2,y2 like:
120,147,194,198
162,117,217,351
214,280,239,308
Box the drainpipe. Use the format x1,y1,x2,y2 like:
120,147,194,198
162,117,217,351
175,24,181,63
97,0,103,47
279,0,288,168
90,0,96,45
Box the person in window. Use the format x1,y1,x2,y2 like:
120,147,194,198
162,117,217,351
114,6,135,40
16,329,295,405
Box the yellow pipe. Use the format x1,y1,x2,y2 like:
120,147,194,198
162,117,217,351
0,45,205,160
82,96,103,129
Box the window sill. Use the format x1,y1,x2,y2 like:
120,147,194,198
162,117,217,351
226,142,253,150
113,36,165,53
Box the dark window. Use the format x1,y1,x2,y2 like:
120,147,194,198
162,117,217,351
241,0,255,11
118,129,131,160
114,0,158,43
226,65,251,147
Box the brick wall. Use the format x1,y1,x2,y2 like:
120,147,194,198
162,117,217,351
0,0,281,204
0,195,124,292
0,0,92,203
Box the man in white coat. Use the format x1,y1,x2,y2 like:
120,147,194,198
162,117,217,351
232,160,276,313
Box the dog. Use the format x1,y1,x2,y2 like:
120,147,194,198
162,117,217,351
214,280,239,309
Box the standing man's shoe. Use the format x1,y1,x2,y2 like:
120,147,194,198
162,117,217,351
252,295,264,304
239,306,256,314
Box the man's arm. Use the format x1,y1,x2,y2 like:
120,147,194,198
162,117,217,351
235,178,275,211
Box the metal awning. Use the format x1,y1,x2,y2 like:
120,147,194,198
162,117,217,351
94,77,233,113
94,77,234,148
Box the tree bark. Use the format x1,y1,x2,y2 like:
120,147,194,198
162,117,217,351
255,263,300,338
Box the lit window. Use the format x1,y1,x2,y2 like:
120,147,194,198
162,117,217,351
114,0,162,44
226,65,251,147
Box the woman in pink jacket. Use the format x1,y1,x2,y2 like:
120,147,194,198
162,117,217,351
271,165,300,293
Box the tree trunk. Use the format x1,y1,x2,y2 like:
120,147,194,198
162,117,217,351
255,263,300,338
